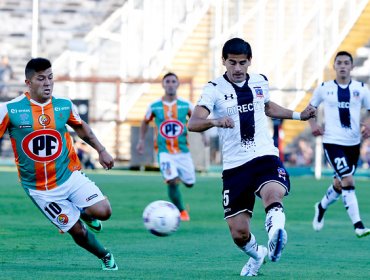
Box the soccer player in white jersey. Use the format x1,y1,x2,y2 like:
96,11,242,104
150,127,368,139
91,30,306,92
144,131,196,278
308,51,370,238
188,38,316,277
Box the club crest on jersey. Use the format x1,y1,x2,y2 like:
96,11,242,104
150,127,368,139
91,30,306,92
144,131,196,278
21,129,63,162
57,214,69,225
38,114,51,126
277,167,286,181
254,87,264,98
159,120,184,139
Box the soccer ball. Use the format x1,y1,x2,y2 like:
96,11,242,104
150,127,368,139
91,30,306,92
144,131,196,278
142,200,180,237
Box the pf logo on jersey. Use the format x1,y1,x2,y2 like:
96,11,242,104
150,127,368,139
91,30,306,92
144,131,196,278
21,129,63,162
159,120,184,139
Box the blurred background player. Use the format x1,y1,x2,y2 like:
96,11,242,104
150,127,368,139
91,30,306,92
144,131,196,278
136,72,198,221
0,57,118,270
188,38,316,276
309,51,370,238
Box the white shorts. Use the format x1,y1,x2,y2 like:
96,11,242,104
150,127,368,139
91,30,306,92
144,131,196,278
158,152,196,185
26,170,105,233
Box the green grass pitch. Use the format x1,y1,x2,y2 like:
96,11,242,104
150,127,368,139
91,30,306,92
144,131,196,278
1,167,369,279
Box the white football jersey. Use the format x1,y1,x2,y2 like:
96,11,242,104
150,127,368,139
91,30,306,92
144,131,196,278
197,73,278,170
310,80,370,145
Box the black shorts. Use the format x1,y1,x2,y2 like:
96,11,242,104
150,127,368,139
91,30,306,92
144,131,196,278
221,155,290,219
323,143,360,179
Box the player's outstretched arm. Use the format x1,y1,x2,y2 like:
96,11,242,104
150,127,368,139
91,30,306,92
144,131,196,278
300,104,317,121
72,121,114,170
265,101,316,121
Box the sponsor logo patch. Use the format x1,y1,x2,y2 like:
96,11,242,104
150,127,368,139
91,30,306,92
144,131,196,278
19,125,32,128
21,129,63,162
224,94,234,100
159,120,184,139
86,194,98,202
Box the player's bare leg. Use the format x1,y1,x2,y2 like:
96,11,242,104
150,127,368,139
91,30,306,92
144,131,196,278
80,198,112,232
227,212,267,276
68,219,118,270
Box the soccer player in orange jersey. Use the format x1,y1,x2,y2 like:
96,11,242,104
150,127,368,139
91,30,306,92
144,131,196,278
136,72,200,221
0,58,117,270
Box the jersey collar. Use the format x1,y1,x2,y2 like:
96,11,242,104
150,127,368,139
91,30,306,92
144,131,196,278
25,92,52,107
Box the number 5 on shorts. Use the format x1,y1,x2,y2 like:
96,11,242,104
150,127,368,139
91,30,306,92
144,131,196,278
223,190,229,206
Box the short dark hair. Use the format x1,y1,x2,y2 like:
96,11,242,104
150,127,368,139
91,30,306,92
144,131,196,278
162,72,178,81
25,57,52,79
334,51,353,64
222,38,252,60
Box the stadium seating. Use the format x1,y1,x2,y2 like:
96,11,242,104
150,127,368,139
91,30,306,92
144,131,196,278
0,0,127,80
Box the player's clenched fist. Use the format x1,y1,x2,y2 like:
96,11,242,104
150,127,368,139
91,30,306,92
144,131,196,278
215,116,235,128
300,105,316,121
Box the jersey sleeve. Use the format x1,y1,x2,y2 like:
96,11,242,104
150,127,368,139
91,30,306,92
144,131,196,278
67,101,83,126
0,103,9,138
310,85,323,107
260,77,270,103
144,104,154,122
197,83,217,113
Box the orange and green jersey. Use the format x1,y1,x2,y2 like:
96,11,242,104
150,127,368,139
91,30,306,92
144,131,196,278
144,97,193,154
0,92,82,190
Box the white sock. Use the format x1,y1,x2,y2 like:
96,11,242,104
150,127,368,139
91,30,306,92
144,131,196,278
265,206,286,240
320,185,341,209
342,189,361,224
239,233,261,260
